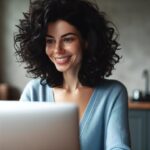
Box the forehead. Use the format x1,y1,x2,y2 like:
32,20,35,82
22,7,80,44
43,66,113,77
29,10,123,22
47,20,80,37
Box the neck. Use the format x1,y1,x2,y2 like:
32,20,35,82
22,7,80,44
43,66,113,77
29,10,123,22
63,71,82,92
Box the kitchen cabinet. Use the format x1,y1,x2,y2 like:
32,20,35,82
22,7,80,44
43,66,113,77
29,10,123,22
128,102,150,150
147,111,150,150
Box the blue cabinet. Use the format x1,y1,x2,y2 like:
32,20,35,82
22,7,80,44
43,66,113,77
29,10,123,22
129,110,149,150
148,112,150,150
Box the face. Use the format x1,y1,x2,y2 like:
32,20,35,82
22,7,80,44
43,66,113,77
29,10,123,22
45,20,84,74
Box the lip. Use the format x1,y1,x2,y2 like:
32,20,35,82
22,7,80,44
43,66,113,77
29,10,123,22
55,55,71,65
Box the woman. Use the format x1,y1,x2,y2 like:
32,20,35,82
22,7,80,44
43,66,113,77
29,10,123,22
14,0,131,149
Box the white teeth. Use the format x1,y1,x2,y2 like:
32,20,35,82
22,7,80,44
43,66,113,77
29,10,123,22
57,57,66,60
55,56,70,64
56,56,69,59
56,58,67,61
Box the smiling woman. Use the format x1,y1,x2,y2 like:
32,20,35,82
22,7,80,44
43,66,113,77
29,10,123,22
45,20,83,74
14,0,131,150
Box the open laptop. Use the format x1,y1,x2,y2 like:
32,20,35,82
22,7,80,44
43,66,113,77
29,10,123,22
0,101,80,150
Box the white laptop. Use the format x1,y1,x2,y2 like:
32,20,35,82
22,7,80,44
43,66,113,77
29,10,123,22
0,101,80,150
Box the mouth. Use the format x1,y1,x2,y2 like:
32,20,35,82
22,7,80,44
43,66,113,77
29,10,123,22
55,55,71,65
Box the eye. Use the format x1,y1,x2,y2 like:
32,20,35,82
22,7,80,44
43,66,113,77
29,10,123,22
63,37,75,43
45,38,55,45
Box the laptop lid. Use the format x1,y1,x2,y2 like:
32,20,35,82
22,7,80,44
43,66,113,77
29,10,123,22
0,101,80,150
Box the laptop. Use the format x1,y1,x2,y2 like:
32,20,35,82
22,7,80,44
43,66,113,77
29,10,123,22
0,101,80,150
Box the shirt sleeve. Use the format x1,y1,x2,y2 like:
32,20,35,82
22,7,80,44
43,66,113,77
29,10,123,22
105,83,131,150
19,79,53,102
20,80,35,101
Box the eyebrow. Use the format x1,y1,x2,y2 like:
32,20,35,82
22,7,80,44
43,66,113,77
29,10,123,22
45,33,78,38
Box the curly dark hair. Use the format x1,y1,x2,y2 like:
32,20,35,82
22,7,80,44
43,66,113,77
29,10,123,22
14,0,121,87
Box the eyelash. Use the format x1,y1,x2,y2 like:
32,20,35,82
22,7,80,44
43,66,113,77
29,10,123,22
46,37,75,44
63,37,74,43
46,39,54,44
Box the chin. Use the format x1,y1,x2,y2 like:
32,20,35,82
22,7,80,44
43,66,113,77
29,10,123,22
55,66,69,72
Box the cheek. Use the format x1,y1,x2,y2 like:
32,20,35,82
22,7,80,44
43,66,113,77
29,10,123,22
74,47,83,64
72,42,83,54
45,47,54,62
45,47,52,56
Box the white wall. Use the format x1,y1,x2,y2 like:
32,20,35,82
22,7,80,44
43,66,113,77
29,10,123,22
97,0,150,96
1,0,150,97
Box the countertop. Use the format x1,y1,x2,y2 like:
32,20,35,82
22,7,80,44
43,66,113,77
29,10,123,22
128,101,150,110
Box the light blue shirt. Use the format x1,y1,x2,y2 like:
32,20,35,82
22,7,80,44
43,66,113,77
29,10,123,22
20,78,131,150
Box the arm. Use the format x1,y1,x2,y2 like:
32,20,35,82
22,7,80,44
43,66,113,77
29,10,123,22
105,84,131,150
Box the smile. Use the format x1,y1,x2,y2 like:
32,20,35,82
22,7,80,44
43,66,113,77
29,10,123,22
55,56,71,65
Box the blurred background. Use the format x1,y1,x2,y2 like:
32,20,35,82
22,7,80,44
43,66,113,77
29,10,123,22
0,0,150,99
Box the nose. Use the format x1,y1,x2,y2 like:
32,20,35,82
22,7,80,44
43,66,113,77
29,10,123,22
54,41,63,53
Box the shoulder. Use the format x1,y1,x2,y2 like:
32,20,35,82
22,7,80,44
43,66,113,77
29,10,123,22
23,78,52,90
20,78,52,101
24,78,42,89
94,79,128,105
21,78,42,94
96,79,127,94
